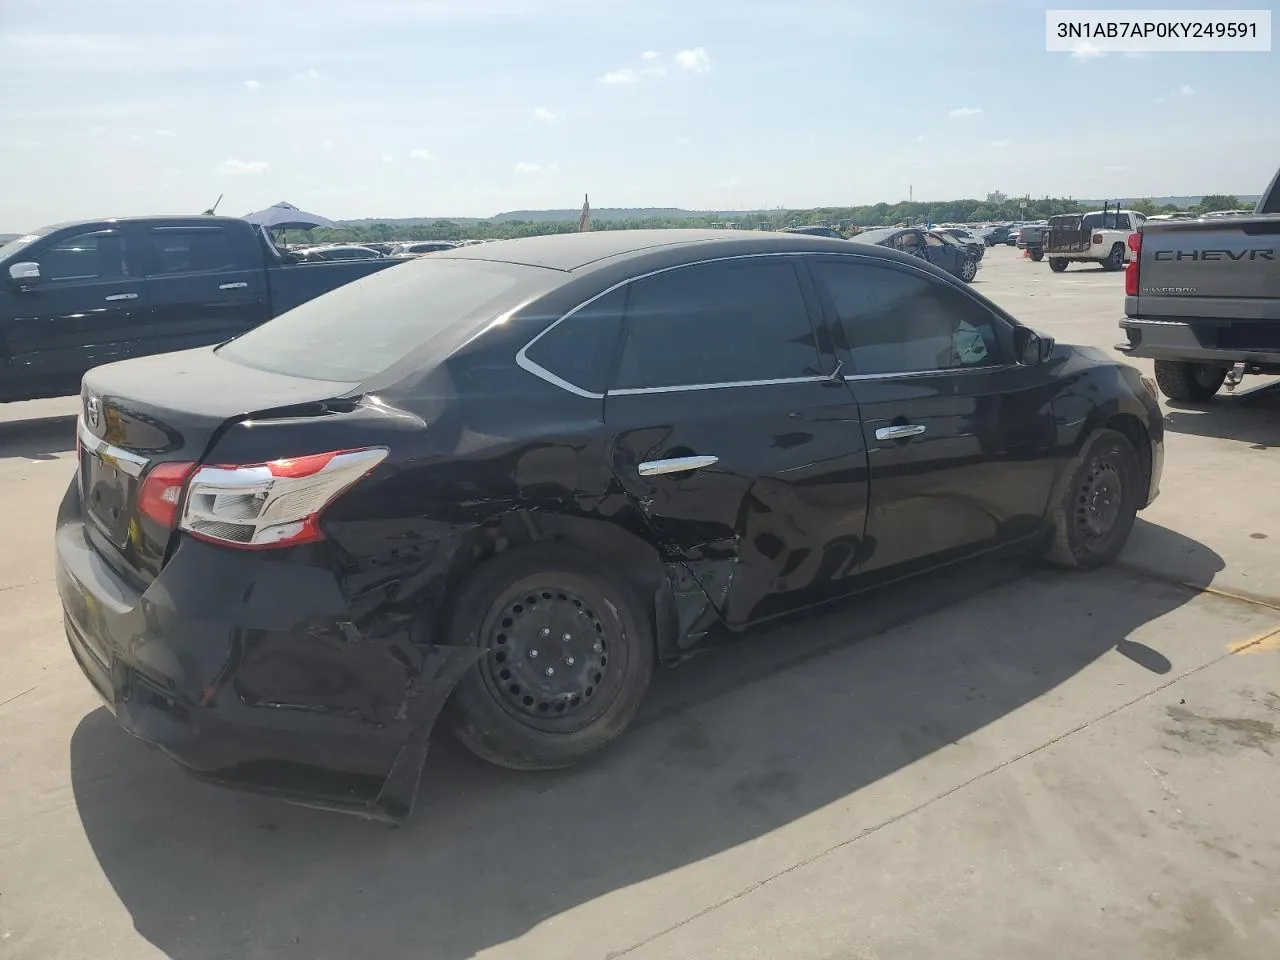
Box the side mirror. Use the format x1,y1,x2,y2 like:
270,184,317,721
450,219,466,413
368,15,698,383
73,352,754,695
1015,326,1055,366
9,261,40,283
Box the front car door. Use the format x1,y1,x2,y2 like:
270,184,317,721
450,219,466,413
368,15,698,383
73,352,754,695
0,227,147,400
807,254,1060,580
922,231,960,274
602,255,871,627
140,222,270,355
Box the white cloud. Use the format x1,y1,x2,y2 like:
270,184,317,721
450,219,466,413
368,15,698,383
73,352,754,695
1179,84,1196,95
321,139,335,150
514,161,543,173
17,137,40,148
675,47,711,74
244,80,261,91
641,50,660,60
381,154,394,164
219,159,269,175
409,148,437,161
294,69,321,81
990,139,1011,148
1070,41,1105,59
601,68,640,84
1106,165,1127,172
948,106,982,118
533,106,562,121
152,129,178,138
915,134,926,142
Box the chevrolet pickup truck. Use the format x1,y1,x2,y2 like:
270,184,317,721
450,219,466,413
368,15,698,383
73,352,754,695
1,216,402,403
1118,168,1280,402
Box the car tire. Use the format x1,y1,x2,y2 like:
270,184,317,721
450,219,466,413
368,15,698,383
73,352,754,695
1049,258,1069,272
1153,360,1227,403
1041,428,1142,571
1102,243,1125,271
1029,248,1044,262
959,258,978,282
444,544,655,771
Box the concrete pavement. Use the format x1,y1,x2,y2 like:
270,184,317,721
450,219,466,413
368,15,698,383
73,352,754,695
1,246,1277,960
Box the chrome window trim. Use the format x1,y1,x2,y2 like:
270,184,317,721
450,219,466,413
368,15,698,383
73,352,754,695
77,417,149,477
844,363,1014,383
514,249,1004,398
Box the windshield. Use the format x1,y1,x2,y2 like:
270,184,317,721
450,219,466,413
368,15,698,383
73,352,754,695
0,233,44,262
851,229,896,244
218,257,553,381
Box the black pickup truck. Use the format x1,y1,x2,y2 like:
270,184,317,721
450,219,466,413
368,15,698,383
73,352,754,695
0,216,402,403
1119,168,1280,401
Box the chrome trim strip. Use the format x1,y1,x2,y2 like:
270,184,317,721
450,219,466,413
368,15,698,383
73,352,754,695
77,418,148,477
612,375,827,396
844,363,1014,383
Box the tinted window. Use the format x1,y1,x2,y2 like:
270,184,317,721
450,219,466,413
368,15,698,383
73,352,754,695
147,227,243,274
218,258,548,382
523,286,625,395
36,230,128,282
614,258,819,390
812,260,1002,375
924,233,945,248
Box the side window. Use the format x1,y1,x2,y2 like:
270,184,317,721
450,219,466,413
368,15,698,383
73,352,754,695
924,233,945,248
614,258,820,390
523,286,625,395
811,260,1003,376
146,227,243,275
35,230,128,282
1115,214,1132,230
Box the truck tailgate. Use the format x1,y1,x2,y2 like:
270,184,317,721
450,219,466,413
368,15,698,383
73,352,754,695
1130,218,1280,322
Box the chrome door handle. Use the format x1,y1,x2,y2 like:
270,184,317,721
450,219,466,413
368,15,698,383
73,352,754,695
638,455,719,477
104,293,138,301
219,281,248,290
875,424,927,441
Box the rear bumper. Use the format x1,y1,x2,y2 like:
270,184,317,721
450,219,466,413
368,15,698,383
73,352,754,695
1117,318,1280,366
54,482,480,820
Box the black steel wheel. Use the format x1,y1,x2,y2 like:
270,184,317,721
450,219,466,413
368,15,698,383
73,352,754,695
1029,248,1044,262
1048,257,1069,272
1041,428,1142,570
444,545,654,770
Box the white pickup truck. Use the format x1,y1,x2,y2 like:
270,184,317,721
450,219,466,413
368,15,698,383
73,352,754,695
1044,204,1147,272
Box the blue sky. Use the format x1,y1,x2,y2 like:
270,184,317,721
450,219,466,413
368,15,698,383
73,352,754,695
1,0,1276,226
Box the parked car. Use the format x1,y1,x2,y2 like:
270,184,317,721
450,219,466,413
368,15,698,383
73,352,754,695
931,228,985,262
1119,165,1280,401
851,226,981,282
0,217,402,403
56,228,1164,820
981,226,1013,246
782,225,846,239
1016,222,1048,259
389,241,459,257
1044,204,1145,272
295,244,385,262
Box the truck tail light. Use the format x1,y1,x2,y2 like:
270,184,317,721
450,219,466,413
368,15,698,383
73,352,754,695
175,447,388,550
1092,233,1104,245
1125,231,1141,296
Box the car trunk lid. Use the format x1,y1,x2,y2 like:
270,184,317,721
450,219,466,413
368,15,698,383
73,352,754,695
78,346,360,587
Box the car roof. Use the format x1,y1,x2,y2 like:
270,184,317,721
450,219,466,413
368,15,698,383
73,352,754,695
434,228,869,272
38,215,247,233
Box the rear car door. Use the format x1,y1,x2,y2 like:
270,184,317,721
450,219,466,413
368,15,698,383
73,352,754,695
808,255,1059,579
923,232,960,274
602,255,870,626
140,222,270,354
0,227,147,399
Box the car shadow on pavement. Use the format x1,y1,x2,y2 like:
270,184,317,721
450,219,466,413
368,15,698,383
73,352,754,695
0,414,76,462
1163,381,1280,449
70,523,1222,960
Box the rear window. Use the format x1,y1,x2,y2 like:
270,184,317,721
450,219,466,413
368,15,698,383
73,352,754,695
217,258,548,381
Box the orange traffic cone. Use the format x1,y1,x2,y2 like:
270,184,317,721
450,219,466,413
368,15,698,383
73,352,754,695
1022,248,1030,259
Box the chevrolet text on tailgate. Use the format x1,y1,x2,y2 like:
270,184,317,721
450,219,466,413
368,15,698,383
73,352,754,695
0,215,402,403
1119,165,1280,401
57,230,1166,821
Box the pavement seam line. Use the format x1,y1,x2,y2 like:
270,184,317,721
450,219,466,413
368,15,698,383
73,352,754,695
606,623,1275,959
1116,561,1280,613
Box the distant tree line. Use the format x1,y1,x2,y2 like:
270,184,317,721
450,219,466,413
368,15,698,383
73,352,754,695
298,194,1252,245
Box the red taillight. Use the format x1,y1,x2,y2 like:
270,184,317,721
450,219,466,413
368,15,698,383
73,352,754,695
1092,233,1104,245
1125,232,1141,296
138,462,197,528
178,447,388,550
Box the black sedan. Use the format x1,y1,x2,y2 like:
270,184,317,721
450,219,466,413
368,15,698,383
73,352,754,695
56,229,1164,820
851,226,981,282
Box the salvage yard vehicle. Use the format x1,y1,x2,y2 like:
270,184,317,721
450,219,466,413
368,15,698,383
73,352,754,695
1045,204,1146,273
851,226,981,282
56,229,1164,821
1118,166,1280,401
0,217,403,403
1016,221,1048,259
